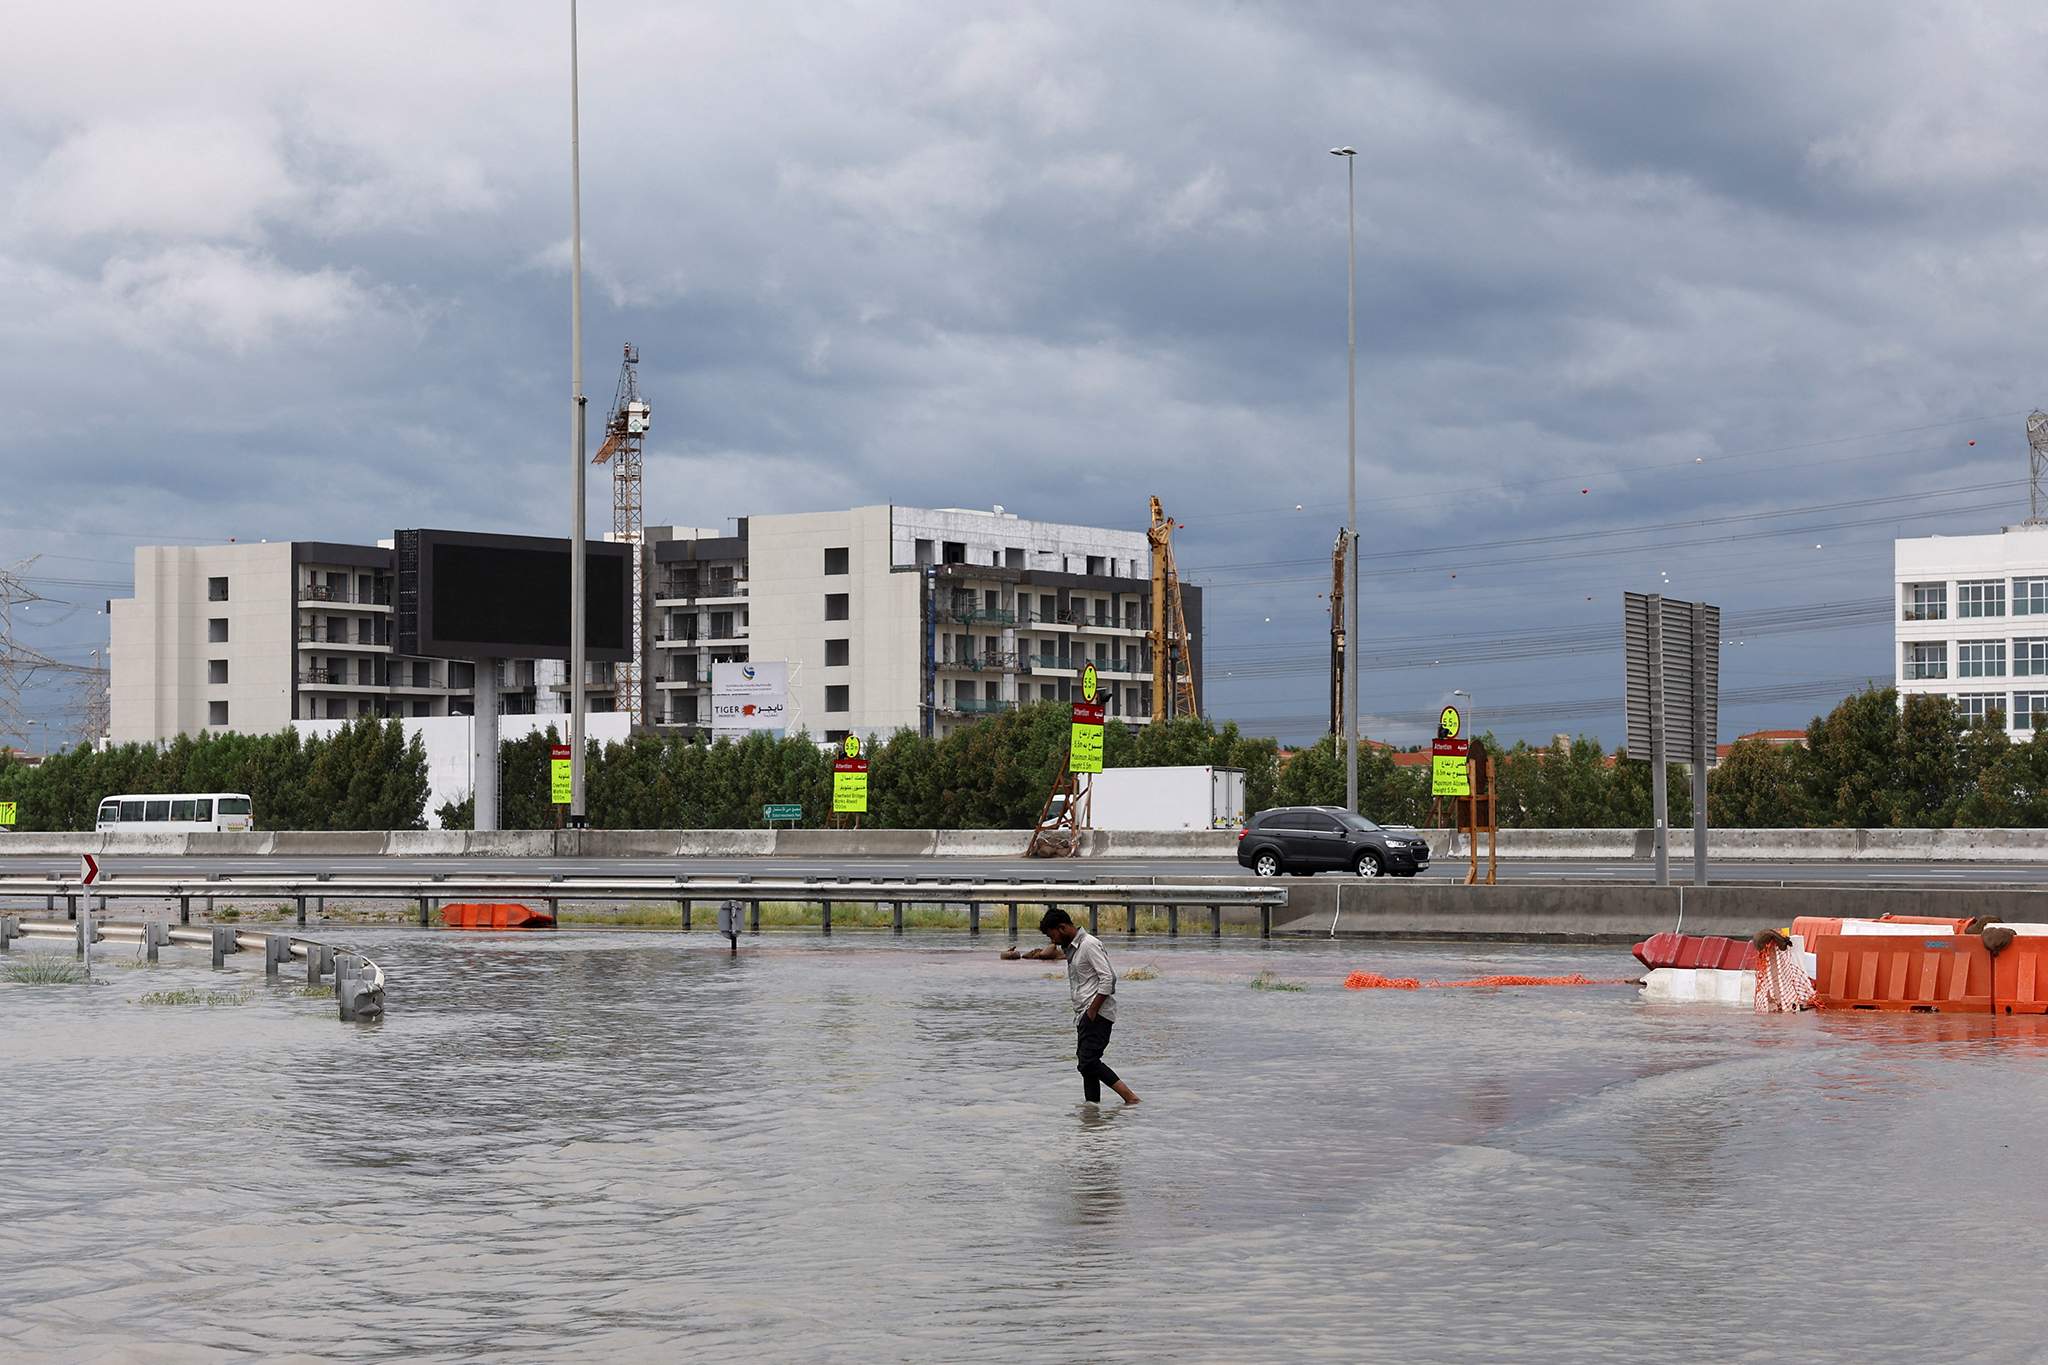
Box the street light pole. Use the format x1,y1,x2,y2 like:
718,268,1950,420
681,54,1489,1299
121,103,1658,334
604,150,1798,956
1331,146,1358,813
567,0,589,822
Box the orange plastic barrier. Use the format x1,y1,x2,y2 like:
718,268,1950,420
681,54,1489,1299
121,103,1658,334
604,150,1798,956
440,902,555,930
1811,933,1991,1012
1792,914,1973,944
1343,971,1629,991
1992,938,2048,1014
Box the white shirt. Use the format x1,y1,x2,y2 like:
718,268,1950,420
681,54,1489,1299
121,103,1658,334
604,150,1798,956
1062,930,1118,1023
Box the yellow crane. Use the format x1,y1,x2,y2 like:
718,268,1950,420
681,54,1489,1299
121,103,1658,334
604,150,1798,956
1147,496,1199,722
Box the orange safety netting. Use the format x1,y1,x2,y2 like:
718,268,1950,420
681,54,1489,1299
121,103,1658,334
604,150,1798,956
1344,970,1631,991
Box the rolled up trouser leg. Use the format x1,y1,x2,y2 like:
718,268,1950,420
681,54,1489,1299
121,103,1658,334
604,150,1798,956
1076,1015,1120,1102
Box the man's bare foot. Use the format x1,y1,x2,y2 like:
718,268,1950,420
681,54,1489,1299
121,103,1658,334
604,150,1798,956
1112,1082,1141,1105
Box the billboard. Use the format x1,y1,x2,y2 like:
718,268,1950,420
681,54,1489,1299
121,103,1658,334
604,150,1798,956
395,529,631,661
712,660,789,738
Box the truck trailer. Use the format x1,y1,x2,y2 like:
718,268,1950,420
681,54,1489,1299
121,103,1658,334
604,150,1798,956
1079,765,1246,831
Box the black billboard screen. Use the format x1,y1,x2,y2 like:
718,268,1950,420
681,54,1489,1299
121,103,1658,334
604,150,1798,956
396,529,631,661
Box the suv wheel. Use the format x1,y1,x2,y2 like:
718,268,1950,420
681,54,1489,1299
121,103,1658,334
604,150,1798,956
1354,850,1383,878
1251,850,1281,877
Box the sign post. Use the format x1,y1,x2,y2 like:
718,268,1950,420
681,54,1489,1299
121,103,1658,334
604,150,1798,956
1070,663,1105,776
763,803,803,826
832,734,869,823
550,744,573,808
1625,592,1721,888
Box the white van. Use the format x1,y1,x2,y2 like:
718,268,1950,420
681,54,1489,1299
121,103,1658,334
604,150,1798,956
94,793,256,833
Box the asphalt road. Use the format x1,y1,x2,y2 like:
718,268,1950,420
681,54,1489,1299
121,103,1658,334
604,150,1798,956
1,853,2044,886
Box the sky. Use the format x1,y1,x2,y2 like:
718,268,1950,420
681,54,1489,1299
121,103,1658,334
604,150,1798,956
4,1,2047,753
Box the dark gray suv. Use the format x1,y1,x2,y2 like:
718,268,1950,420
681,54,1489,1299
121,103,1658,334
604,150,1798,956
1236,806,1429,878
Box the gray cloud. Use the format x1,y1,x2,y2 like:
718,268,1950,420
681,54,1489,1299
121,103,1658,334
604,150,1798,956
4,0,2046,748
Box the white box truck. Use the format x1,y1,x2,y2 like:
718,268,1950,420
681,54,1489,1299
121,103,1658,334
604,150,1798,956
1081,765,1246,831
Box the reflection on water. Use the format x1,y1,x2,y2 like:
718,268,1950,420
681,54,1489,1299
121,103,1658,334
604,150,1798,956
2,932,2045,1363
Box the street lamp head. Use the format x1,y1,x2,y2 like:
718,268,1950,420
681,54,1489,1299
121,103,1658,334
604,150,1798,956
1329,146,1356,156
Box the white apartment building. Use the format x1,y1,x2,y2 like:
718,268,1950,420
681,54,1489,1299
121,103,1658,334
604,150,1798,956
651,504,1201,742
110,505,1198,748
1894,523,2048,735
109,541,618,745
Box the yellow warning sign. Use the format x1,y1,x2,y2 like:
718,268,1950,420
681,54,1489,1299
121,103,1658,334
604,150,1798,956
0,801,15,827
1082,663,1099,703
1070,699,1105,775
843,734,861,758
1439,705,1462,740
1431,738,1470,797
550,743,572,805
833,763,869,813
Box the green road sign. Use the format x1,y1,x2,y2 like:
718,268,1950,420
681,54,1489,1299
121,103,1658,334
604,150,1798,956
763,803,803,822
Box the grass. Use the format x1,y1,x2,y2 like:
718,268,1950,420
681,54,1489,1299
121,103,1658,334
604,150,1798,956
1122,964,1161,981
2,953,89,985
140,987,251,1007
557,900,1259,936
1250,970,1306,992
214,907,241,922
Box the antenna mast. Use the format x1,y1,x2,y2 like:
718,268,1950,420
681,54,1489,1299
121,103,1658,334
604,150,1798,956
2027,410,2048,525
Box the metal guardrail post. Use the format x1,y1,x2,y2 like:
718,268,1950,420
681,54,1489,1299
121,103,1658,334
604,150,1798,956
1211,905,1222,938
821,898,832,936
681,899,692,931
968,901,980,936
890,901,903,934
748,900,760,933
307,942,334,986
0,915,16,952
1167,905,1179,938
179,895,190,926
145,921,167,963
211,924,237,967
295,895,307,928
264,934,291,978
1260,905,1271,939
1006,902,1018,939
417,896,430,927
1087,903,1099,934
65,892,76,922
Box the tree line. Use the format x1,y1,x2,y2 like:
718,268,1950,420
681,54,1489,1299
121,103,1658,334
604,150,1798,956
0,718,430,832
5,687,2043,832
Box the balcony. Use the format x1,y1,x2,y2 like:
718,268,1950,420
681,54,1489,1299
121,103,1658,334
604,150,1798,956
942,697,1016,716
940,651,1020,673
1903,663,1948,681
1902,607,1947,622
654,577,746,604
297,626,392,649
937,605,1016,627
297,585,393,609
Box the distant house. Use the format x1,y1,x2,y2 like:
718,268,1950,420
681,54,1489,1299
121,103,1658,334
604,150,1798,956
1715,728,1808,764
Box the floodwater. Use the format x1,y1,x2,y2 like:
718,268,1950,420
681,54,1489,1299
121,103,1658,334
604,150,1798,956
3,929,2046,1364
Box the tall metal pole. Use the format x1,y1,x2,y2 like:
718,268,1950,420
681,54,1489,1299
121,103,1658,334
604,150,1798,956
567,0,589,821
1333,146,1359,814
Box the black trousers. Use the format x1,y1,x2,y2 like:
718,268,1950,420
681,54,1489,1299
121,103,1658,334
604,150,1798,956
1076,1015,1120,1101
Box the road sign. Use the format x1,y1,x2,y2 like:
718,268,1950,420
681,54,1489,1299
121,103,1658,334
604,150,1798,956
80,853,99,887
1081,663,1099,703
550,743,572,805
763,803,803,823
1430,737,1470,797
1624,592,1721,889
832,755,869,813
1070,699,1105,774
1439,705,1462,740
843,734,861,758
0,801,15,827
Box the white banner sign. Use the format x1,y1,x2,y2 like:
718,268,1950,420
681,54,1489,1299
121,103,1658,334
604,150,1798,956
712,660,788,738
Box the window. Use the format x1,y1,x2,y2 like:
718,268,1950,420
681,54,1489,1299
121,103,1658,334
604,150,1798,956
1006,547,1026,569
942,541,966,565
824,546,849,575
1087,555,1105,576
208,618,229,643
1955,693,2006,726
915,538,934,567
825,729,850,743
1904,583,1946,622
208,576,229,601
119,800,144,821
208,659,228,685
145,799,170,822
825,638,850,667
1904,642,1947,680
825,593,850,621
2014,692,2048,730
208,700,229,726
1959,641,2006,678
2014,638,2048,677
826,684,850,712
218,798,250,816
710,611,735,638
2017,577,2048,616
1040,684,1055,701
98,801,119,824
1958,579,2006,618
194,799,213,821
171,799,195,821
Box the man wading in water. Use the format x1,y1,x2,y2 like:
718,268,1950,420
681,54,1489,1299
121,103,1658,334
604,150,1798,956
1003,909,1140,1106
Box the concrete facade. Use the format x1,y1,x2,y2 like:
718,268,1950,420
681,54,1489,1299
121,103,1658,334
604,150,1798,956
1894,523,2048,736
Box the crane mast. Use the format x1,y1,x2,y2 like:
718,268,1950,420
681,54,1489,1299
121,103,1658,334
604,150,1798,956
592,344,649,726
1146,496,1199,722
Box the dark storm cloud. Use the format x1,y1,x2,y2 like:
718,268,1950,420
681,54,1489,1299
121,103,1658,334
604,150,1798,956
4,0,2047,745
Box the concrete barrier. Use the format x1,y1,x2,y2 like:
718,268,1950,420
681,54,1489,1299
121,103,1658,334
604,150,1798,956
386,830,470,857
461,830,556,858
932,830,1032,857
674,830,776,857
271,831,386,856
1270,880,2048,942
193,833,277,856
1098,829,1239,858
564,830,687,859
774,829,937,857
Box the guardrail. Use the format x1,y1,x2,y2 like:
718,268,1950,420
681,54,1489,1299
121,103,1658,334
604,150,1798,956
0,875,1289,938
0,912,385,1021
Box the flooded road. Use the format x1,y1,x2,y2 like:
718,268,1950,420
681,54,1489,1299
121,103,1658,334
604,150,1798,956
2,930,2044,1362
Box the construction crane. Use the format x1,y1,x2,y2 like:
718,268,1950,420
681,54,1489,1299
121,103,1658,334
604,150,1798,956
1146,496,1199,722
592,344,650,726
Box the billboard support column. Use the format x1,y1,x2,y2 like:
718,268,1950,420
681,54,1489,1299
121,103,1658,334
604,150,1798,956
1691,599,1709,887
474,656,500,833
1646,595,1668,887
